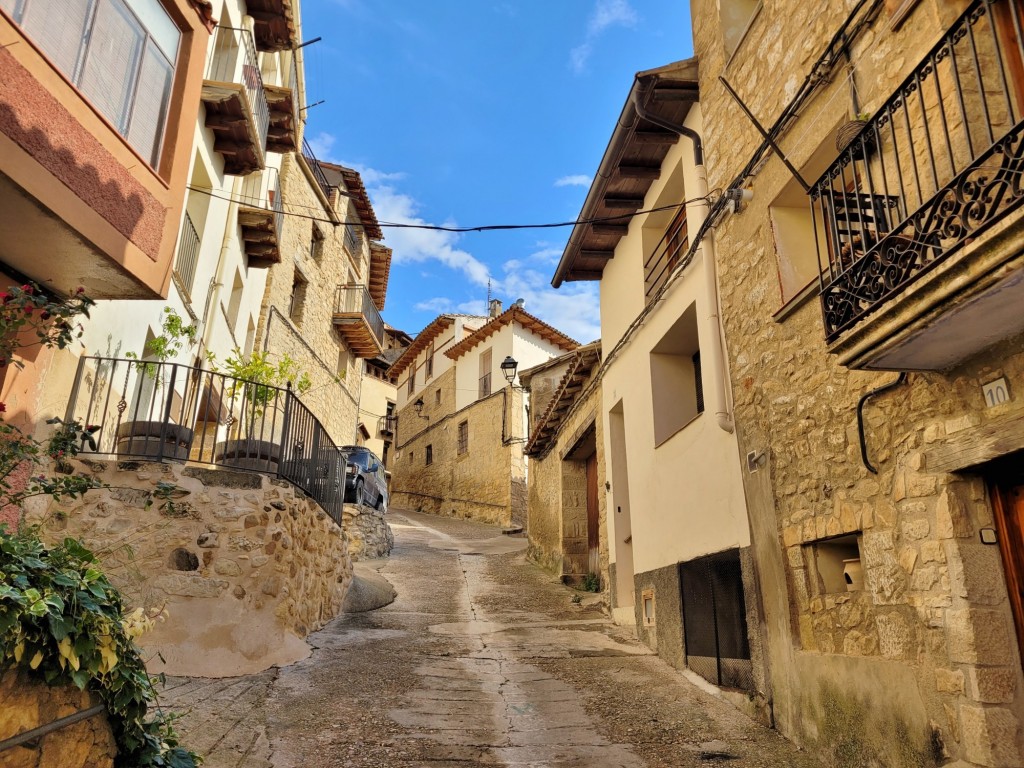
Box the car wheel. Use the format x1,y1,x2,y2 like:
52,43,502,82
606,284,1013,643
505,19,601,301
375,495,384,511
355,478,364,506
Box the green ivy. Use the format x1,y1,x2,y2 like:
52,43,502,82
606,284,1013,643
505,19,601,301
0,529,200,767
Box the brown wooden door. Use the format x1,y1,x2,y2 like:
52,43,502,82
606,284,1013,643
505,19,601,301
586,452,599,577
991,474,1024,660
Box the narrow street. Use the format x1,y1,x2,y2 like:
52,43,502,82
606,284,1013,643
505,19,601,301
162,510,822,767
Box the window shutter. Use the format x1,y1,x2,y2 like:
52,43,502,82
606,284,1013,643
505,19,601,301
126,40,172,165
78,0,144,131
21,0,93,77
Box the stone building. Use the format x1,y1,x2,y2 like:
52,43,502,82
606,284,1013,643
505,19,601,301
521,343,606,589
389,303,577,525
683,0,1024,764
358,325,412,468
550,60,761,710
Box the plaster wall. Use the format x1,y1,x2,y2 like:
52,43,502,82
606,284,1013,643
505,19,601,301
359,370,396,462
689,0,1024,764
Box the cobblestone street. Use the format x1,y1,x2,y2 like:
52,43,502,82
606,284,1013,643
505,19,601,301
163,510,823,767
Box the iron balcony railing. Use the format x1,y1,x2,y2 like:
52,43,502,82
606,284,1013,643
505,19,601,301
64,357,345,525
173,212,201,300
302,137,334,199
379,414,397,435
343,223,360,255
644,208,689,302
239,166,284,235
334,284,385,346
206,26,270,155
811,0,1024,341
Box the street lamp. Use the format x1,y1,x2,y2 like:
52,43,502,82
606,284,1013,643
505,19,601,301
413,397,425,417
500,356,518,385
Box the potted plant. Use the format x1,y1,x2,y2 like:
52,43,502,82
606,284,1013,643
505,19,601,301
209,349,311,472
116,307,198,460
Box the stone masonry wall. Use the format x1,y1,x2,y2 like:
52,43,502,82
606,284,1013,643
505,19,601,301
28,459,353,678
252,152,362,446
691,0,1024,764
0,670,115,768
391,368,523,526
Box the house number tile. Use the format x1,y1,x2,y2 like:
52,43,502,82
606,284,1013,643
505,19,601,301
982,377,1012,408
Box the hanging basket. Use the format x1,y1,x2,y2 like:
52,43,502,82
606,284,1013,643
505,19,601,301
836,120,874,159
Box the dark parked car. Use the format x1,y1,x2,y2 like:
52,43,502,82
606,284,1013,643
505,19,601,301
339,446,388,511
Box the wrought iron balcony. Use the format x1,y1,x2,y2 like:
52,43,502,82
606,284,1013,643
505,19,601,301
644,206,688,303
379,414,397,436
811,0,1024,369
173,212,201,301
238,167,284,267
64,356,345,525
202,26,269,175
264,54,299,153
332,284,385,357
302,137,335,200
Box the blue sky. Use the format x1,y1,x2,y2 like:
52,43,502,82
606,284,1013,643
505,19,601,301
301,1,693,342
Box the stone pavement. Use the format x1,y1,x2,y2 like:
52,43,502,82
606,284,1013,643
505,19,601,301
161,509,823,767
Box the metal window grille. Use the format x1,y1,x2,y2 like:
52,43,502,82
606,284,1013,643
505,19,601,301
425,444,433,465
679,549,753,691
173,211,200,300
644,205,689,302
457,420,468,454
479,372,491,399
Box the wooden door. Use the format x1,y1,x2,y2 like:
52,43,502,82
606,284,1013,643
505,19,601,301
586,452,599,577
991,472,1024,660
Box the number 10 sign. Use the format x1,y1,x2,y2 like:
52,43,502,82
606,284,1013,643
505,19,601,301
982,377,1011,408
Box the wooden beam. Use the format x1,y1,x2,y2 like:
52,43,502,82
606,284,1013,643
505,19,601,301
617,165,661,179
603,196,644,209
633,130,677,144
566,269,604,281
579,249,614,260
590,223,629,236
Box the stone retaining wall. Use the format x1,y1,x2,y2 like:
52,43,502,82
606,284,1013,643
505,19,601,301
343,503,394,560
29,459,353,677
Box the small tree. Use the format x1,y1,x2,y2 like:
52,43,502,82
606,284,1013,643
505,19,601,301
209,348,312,440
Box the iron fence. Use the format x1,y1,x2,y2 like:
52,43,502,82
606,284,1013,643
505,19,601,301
644,207,688,302
333,284,385,346
64,357,345,525
302,137,334,199
205,26,270,155
812,0,1024,340
239,166,284,236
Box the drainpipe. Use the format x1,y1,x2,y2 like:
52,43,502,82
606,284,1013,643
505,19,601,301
633,79,734,434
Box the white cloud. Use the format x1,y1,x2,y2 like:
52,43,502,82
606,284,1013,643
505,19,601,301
554,174,592,188
414,297,454,313
528,247,563,265
570,0,637,73
306,131,338,163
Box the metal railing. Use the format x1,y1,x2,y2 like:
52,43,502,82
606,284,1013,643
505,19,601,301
379,414,397,435
302,137,334,199
206,26,270,155
333,284,385,346
644,208,689,302
812,0,1024,341
343,223,361,255
173,212,201,300
239,166,284,236
63,357,345,525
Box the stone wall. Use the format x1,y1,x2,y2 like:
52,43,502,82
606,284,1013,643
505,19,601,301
29,459,353,678
0,670,115,768
391,369,524,526
690,0,1024,764
252,152,363,447
343,503,394,560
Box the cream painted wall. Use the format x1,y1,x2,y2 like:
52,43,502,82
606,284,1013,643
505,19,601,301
360,369,396,461
599,104,751,579
396,317,483,410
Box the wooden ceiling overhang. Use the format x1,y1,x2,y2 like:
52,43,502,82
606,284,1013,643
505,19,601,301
524,343,602,458
246,0,298,52
552,58,699,288
387,315,456,379
444,307,579,362
368,242,392,311
335,165,383,241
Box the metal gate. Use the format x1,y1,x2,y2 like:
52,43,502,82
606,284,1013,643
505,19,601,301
679,549,753,690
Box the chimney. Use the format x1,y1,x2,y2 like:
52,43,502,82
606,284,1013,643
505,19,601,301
488,299,503,318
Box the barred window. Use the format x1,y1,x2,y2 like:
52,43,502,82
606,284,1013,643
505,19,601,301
425,444,433,465
457,421,468,455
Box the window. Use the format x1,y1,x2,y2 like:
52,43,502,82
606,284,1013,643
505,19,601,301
425,341,434,380
479,348,492,399
425,444,433,465
343,224,360,255
226,270,243,331
457,421,469,455
408,451,413,463
8,0,180,166
289,269,308,324
434,389,441,406
642,589,655,627
805,534,863,594
644,205,688,302
407,370,415,396
310,224,325,263
720,0,761,59
649,303,702,446
337,349,350,380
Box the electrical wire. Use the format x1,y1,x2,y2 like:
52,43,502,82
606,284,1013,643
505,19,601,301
185,183,714,233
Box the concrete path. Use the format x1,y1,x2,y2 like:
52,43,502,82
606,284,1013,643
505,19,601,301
161,509,822,767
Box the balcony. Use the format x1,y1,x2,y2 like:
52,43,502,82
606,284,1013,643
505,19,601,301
64,356,345,524
238,167,283,267
172,212,201,302
379,414,397,436
246,0,298,53
302,137,335,199
811,0,1024,370
644,205,688,303
0,0,206,299
264,54,299,154
201,26,269,176
332,284,385,357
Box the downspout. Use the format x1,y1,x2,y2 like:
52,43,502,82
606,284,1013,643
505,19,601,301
633,79,734,433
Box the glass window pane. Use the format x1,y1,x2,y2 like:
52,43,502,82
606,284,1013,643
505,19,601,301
125,0,178,59
21,0,93,77
78,0,144,131
126,40,172,165
0,0,24,21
